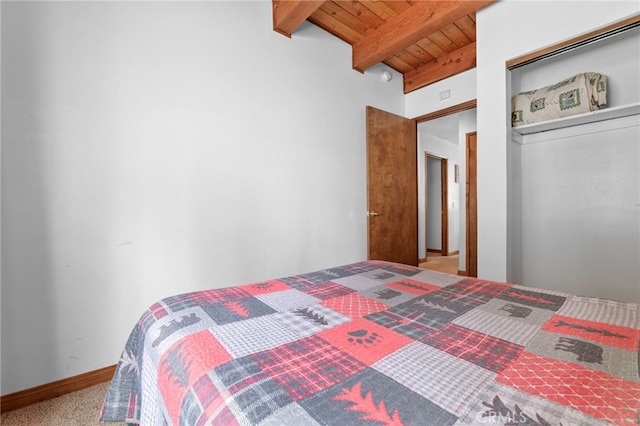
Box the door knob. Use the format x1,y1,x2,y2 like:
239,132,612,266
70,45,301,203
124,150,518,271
367,211,381,217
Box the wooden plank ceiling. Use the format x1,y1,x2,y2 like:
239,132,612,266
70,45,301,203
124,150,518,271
273,0,495,94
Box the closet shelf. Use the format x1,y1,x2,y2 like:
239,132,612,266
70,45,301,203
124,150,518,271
512,102,640,135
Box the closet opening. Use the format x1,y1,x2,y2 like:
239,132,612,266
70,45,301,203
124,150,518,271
506,14,640,302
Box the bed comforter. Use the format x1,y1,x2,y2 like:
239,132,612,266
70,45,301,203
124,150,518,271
100,261,640,425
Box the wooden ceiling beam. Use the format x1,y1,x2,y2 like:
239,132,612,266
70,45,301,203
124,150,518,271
352,1,494,72
403,42,476,93
273,0,326,38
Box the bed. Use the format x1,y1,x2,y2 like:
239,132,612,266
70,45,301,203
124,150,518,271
100,260,640,425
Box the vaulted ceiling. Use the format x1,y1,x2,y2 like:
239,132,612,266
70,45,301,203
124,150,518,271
272,1,495,94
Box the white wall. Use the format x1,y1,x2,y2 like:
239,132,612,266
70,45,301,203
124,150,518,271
0,1,404,394
476,0,640,281
405,68,476,119
426,156,443,250
514,117,640,302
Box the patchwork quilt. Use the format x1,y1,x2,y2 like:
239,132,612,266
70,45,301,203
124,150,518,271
100,261,640,425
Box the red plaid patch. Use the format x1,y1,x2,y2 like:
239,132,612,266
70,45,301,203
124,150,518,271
447,279,512,300
192,374,239,426
188,287,252,306
297,281,355,300
251,336,366,401
421,324,523,373
148,302,169,320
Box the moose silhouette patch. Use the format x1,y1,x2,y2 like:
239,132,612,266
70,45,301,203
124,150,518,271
554,337,603,364
499,303,532,318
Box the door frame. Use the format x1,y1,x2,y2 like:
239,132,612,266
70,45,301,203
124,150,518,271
466,132,478,277
414,99,477,275
424,152,448,257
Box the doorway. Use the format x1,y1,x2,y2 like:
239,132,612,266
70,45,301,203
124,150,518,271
425,153,448,257
415,103,477,276
366,102,476,274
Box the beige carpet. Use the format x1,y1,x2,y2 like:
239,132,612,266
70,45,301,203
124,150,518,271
419,253,460,275
0,382,122,426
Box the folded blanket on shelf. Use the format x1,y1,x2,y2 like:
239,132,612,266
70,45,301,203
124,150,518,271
512,72,607,127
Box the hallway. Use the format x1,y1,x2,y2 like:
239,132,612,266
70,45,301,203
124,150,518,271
419,252,459,275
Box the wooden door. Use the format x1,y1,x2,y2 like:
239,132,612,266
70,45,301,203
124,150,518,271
466,132,478,277
366,106,418,266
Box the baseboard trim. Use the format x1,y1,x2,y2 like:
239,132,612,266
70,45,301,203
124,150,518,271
425,250,460,257
0,365,116,414
457,270,468,276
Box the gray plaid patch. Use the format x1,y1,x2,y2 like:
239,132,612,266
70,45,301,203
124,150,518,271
476,298,555,326
260,402,321,426
255,289,320,312
556,296,639,328
510,284,571,299
210,359,294,425
452,309,541,346
227,378,292,424
273,305,350,337
374,342,494,416
213,314,300,358
333,271,391,291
